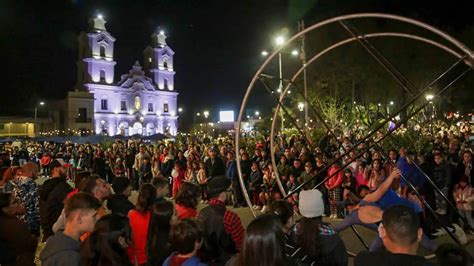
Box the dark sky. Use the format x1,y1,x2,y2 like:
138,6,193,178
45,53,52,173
2,0,474,121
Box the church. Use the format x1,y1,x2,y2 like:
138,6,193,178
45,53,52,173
64,14,178,136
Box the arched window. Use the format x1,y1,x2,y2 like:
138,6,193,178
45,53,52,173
100,45,106,57
100,69,106,82
163,59,168,69
164,79,168,90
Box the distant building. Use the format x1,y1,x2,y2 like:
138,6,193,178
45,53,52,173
65,14,178,136
0,117,53,138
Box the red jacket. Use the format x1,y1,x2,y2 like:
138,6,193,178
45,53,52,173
175,204,197,220
40,155,51,166
127,210,151,264
325,165,343,190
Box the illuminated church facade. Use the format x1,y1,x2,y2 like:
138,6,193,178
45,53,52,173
66,15,178,136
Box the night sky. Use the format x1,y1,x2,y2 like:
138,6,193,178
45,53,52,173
2,0,474,122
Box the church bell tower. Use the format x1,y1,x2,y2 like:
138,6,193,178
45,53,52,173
75,14,117,90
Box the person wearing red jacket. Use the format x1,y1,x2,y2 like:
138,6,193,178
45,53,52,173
325,161,343,219
171,162,184,198
127,184,156,265
40,153,52,177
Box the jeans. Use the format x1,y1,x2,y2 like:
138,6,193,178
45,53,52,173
334,209,378,232
19,159,27,167
435,187,449,211
459,209,474,228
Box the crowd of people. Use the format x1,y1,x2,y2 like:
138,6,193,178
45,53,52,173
0,127,473,265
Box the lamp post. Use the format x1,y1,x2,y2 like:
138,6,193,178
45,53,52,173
261,36,299,133
34,101,45,136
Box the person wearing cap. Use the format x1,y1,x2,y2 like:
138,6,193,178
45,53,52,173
39,159,73,242
107,177,134,217
198,175,244,264
289,189,348,266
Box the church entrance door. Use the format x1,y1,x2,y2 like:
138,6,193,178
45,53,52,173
132,122,143,135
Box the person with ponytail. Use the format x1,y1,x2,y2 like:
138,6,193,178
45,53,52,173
127,184,156,265
146,200,175,266
80,214,132,266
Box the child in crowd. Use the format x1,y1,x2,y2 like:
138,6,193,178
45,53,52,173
342,169,357,201
259,165,276,213
163,218,205,266
171,162,184,198
113,158,126,178
355,163,368,190
140,157,152,186
197,162,207,203
249,161,262,209
453,175,474,230
286,173,300,205
325,160,343,219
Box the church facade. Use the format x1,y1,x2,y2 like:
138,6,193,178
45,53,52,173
65,15,178,136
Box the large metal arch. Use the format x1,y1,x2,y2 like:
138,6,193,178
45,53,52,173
235,13,474,218
269,31,468,199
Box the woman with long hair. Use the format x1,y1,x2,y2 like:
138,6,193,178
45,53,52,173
175,182,201,219
365,159,385,191
232,214,292,266
146,200,175,266
80,214,132,266
127,184,156,265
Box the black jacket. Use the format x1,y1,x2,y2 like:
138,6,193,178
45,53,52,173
0,213,37,266
39,177,73,240
205,157,225,179
107,194,134,217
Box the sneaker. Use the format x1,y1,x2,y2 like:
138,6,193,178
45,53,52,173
261,206,268,213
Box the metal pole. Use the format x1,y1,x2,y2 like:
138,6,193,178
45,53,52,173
298,20,309,137
279,52,284,132
34,107,37,136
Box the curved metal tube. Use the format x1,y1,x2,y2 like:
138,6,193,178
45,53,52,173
269,32,465,197
235,13,473,218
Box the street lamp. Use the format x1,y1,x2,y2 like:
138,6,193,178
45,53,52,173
275,35,285,46
275,36,285,132
178,107,183,113
298,102,305,112
34,101,45,136
261,51,268,56
196,112,200,116
425,94,434,101
255,111,260,116
389,101,394,105
291,49,299,56
203,110,209,119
